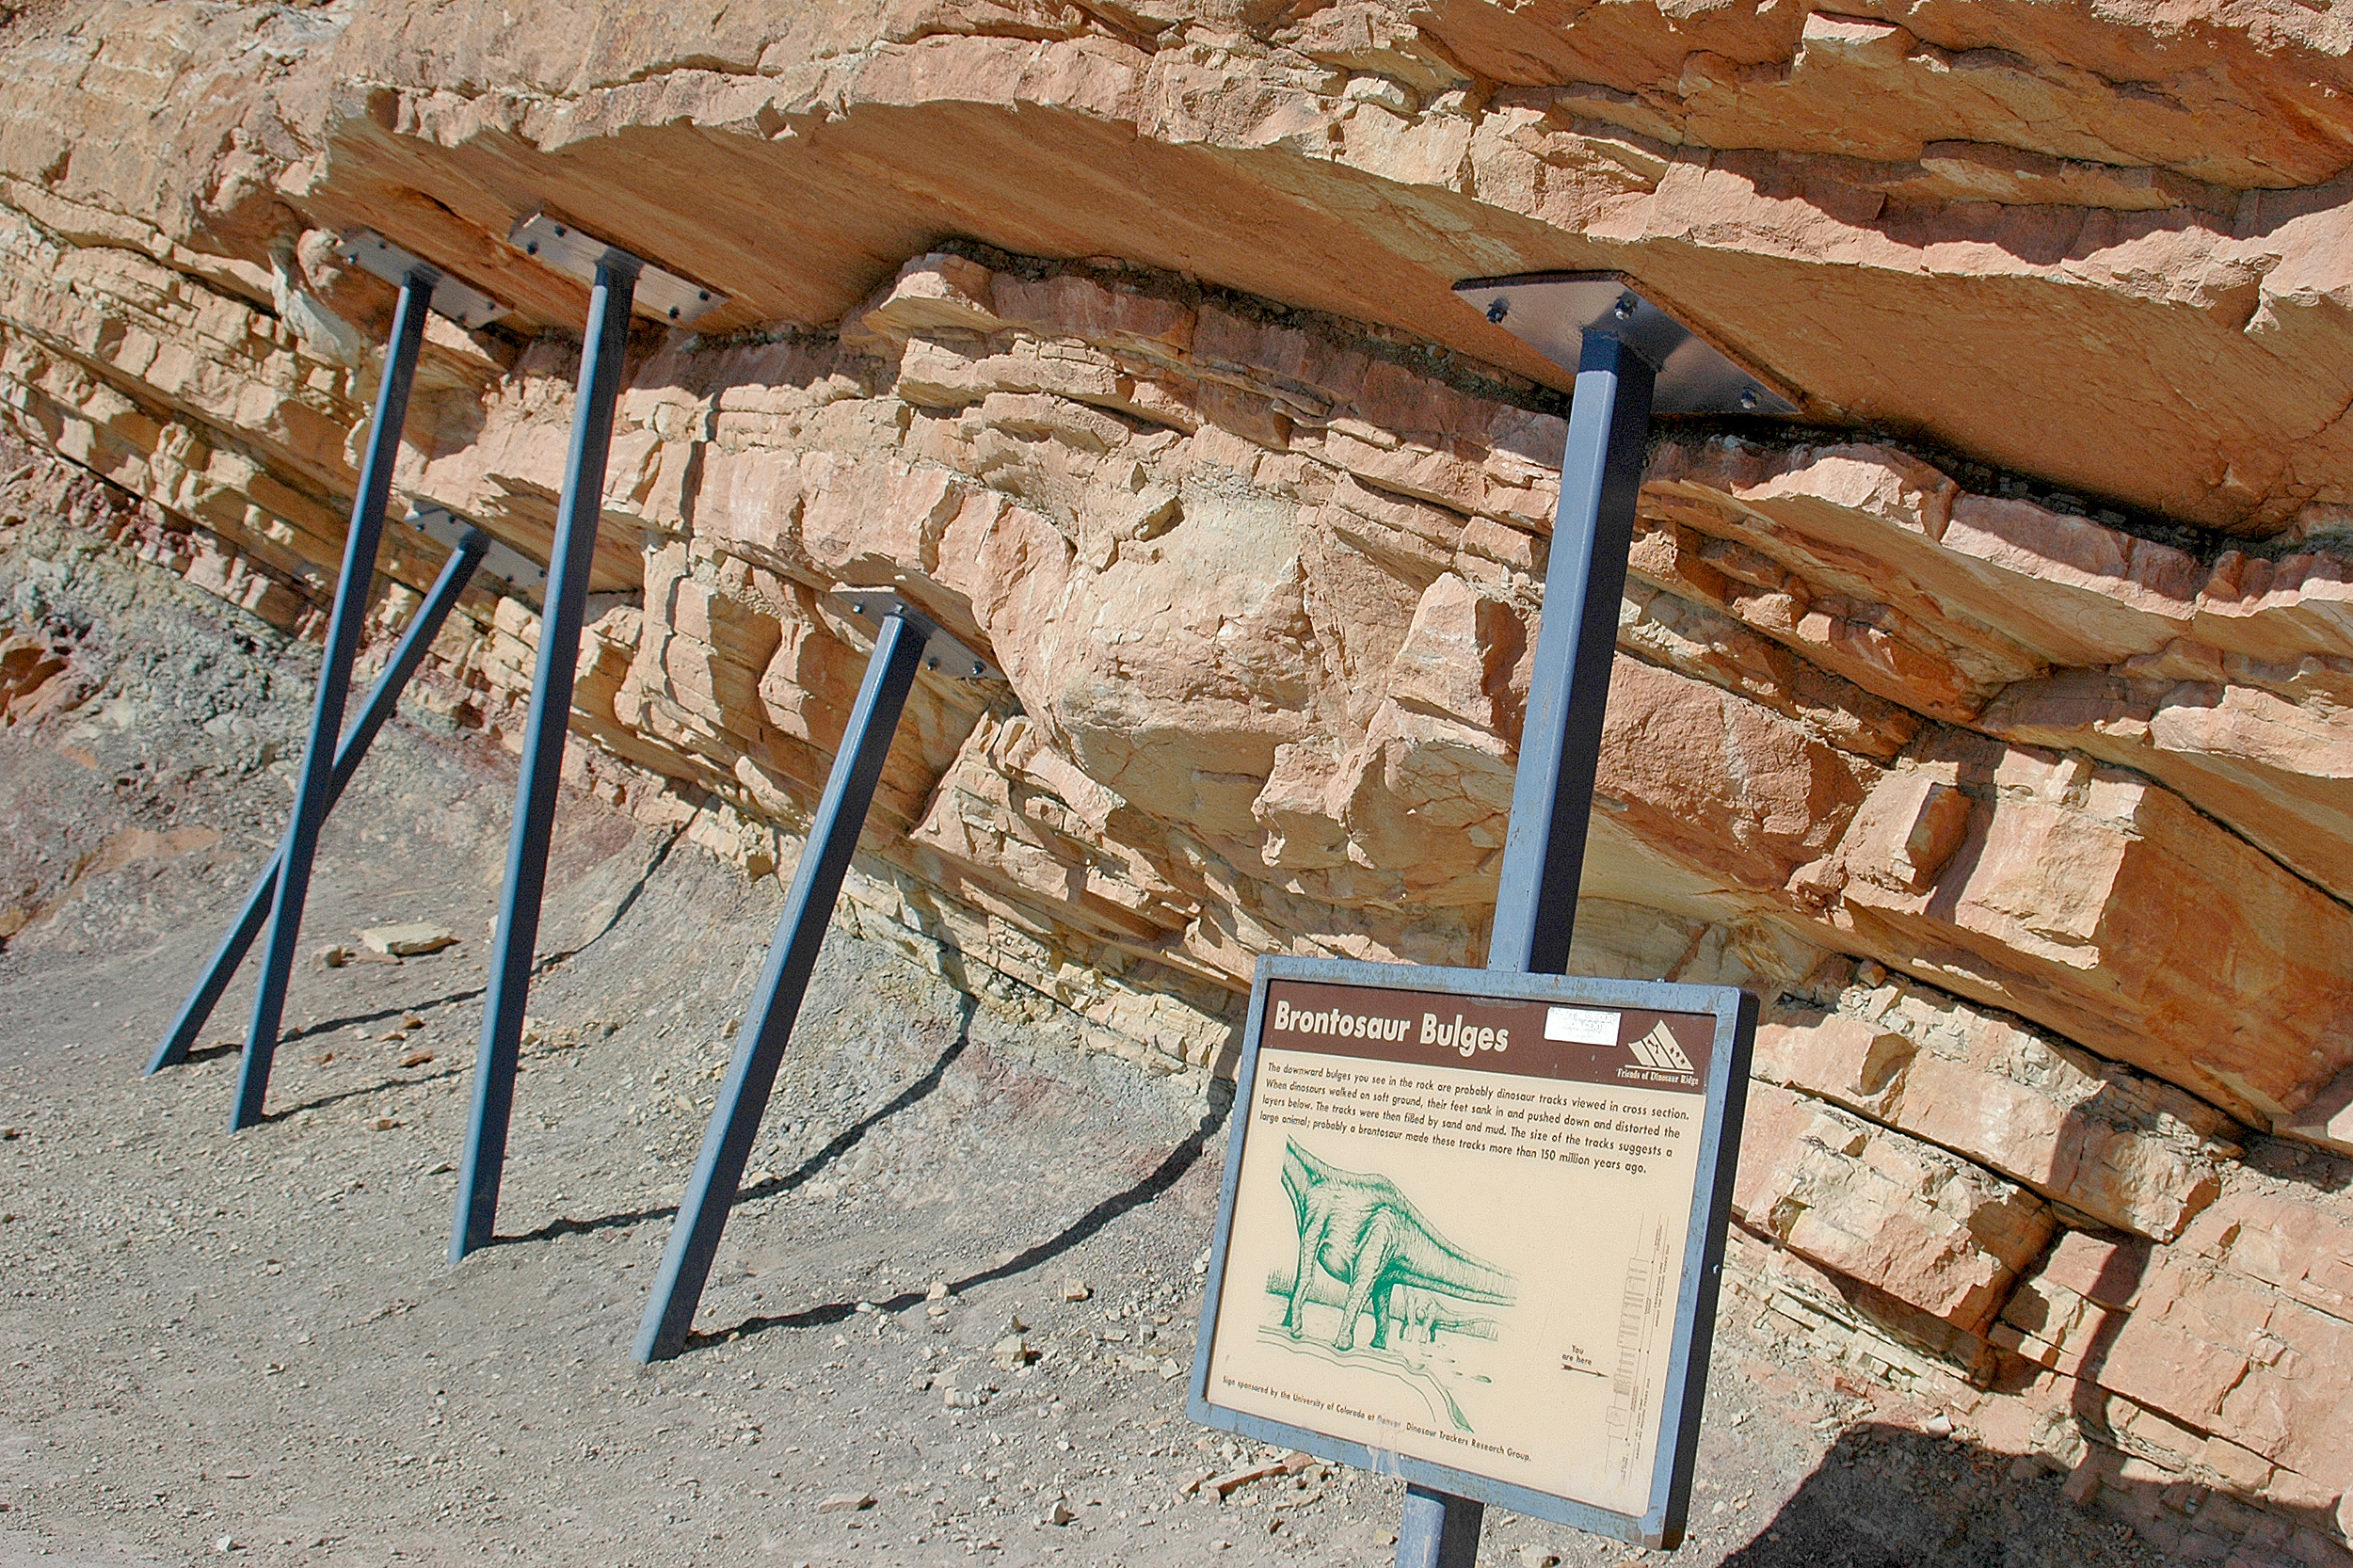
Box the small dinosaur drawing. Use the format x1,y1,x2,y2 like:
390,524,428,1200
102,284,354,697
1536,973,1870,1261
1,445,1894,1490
1384,1284,1499,1345
1279,1139,1515,1352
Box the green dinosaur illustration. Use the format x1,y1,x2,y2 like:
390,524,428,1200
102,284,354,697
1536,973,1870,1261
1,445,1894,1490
1279,1139,1516,1352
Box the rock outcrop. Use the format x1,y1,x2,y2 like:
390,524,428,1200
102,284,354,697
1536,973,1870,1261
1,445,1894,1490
4,0,2353,1555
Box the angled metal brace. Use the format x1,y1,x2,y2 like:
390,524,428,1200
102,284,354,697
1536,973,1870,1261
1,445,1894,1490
633,599,999,1362
229,268,441,1129
148,524,489,1076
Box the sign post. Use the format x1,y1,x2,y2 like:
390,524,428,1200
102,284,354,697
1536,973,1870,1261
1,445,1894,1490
1192,276,1792,1560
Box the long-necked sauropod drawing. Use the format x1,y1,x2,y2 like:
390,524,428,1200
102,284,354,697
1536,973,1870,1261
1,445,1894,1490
1279,1139,1515,1352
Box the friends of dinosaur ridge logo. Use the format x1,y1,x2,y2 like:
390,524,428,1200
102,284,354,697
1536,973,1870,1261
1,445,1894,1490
1623,1021,1695,1073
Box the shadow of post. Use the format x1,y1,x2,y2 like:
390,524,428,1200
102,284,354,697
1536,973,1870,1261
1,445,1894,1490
686,1085,1232,1351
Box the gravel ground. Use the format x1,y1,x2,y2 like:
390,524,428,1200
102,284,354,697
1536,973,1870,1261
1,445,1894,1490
0,488,2169,1567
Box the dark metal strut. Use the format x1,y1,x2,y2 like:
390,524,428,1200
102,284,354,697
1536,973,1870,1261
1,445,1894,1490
148,526,489,1078
633,608,934,1362
1393,296,1665,1568
449,250,640,1260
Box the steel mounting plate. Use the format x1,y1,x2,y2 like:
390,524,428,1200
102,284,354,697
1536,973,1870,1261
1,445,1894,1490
508,212,727,327
407,506,549,601
335,232,508,331
1454,273,1799,417
828,587,1000,682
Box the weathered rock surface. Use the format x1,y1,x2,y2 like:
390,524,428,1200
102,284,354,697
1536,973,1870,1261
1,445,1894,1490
1755,975,2235,1243
1732,1080,2056,1336
8,0,2353,1554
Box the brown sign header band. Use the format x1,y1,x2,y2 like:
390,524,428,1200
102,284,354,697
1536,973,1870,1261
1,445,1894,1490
1259,979,1715,1096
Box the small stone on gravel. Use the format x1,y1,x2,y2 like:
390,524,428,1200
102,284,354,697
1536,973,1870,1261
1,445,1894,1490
357,922,455,956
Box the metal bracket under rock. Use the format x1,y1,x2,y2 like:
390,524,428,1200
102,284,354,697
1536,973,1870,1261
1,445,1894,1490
1453,272,1800,417
828,586,1001,681
407,506,549,602
335,232,508,331
508,211,727,327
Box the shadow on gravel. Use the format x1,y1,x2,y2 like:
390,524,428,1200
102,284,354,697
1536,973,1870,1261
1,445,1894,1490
265,1063,468,1120
280,985,487,1047
494,999,981,1250
556,823,685,963
688,1081,1234,1351
1710,1421,2253,1568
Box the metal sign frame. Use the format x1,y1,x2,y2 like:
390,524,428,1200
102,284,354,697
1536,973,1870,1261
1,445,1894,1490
1189,954,1755,1550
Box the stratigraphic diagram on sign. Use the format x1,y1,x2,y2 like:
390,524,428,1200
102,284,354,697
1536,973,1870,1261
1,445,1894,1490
1203,978,1721,1519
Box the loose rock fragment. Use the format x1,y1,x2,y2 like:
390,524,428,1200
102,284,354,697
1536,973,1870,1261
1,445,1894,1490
397,1049,434,1068
356,922,455,957
1062,1279,1092,1302
314,945,346,968
1045,1499,1076,1526
815,1492,875,1513
1205,1452,1314,1499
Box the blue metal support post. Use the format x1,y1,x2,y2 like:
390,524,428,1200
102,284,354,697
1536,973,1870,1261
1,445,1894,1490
148,526,489,1076
1396,1485,1486,1568
227,271,434,1129
1487,330,1656,976
634,609,933,1362
1392,327,1657,1568
450,253,640,1260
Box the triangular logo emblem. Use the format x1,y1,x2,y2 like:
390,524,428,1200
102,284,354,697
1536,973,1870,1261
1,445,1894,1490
1625,1021,1694,1073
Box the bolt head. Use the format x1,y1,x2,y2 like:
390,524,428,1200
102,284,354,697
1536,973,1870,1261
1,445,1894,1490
1485,297,1509,325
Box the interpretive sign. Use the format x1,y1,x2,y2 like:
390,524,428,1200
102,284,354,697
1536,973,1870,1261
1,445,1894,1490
1189,955,1754,1548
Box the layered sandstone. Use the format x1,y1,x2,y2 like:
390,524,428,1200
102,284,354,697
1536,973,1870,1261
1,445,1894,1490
5,0,2353,1556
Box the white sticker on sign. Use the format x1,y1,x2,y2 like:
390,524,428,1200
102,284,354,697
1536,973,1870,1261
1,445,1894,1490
1543,1006,1621,1046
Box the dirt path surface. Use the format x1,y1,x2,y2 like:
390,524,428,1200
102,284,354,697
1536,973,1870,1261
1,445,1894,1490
0,511,2169,1567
